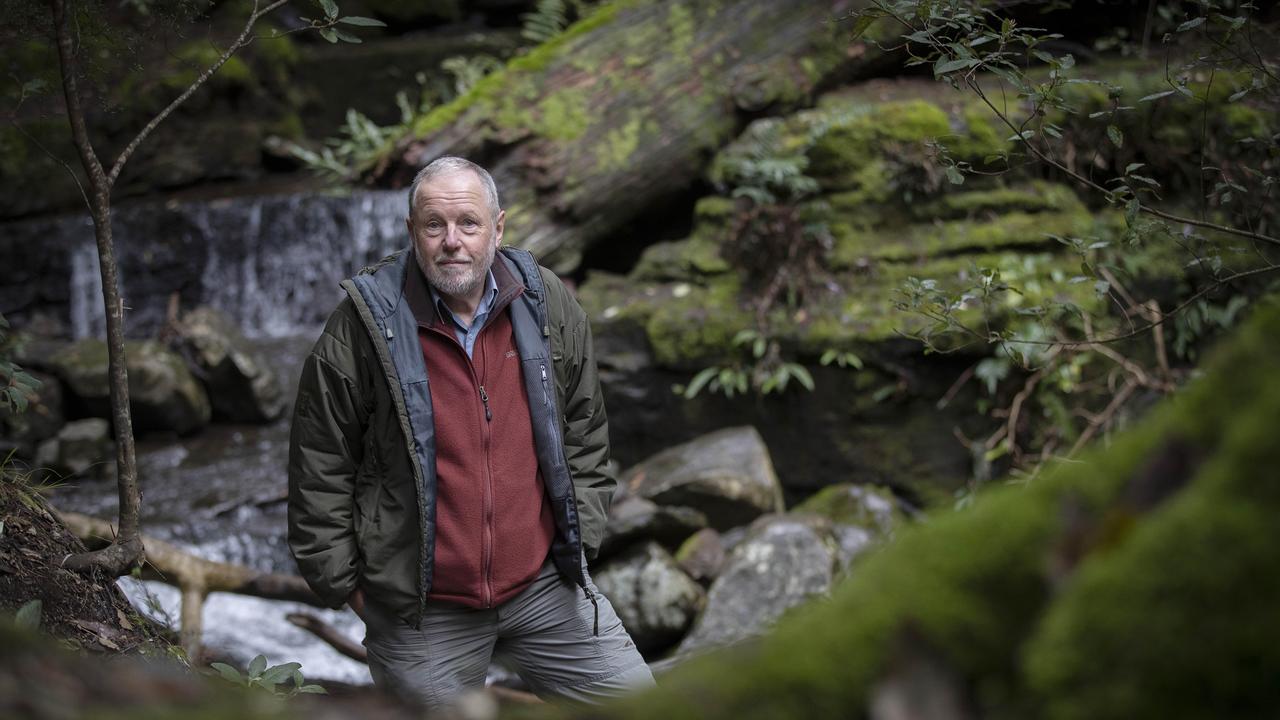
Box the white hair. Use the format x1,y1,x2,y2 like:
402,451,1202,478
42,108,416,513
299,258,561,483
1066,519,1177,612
407,156,501,222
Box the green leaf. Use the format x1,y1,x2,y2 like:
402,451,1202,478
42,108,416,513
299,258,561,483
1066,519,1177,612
210,662,245,685
1125,162,1145,174
15,599,41,631
790,365,815,392
337,15,386,26
260,663,302,685
1094,280,1111,296
934,57,979,76
1138,90,1175,103
1176,16,1205,32
319,0,338,19
683,367,719,399
945,165,965,185
248,654,268,679
849,13,880,40
1106,125,1123,148
333,28,362,43
1228,88,1249,102
319,27,338,43
297,685,328,694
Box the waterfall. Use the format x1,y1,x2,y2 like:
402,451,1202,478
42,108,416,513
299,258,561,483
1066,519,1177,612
1,188,411,339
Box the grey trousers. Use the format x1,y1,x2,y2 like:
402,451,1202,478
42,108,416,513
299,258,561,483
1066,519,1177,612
361,556,655,708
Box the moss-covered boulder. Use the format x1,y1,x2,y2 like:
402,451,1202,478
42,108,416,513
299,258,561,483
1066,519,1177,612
549,296,1280,719
792,483,905,538
46,339,211,437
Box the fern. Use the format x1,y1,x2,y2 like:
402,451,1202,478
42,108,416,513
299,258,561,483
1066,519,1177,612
521,0,570,44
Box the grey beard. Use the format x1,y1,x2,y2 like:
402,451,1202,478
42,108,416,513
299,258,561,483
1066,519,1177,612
418,243,496,299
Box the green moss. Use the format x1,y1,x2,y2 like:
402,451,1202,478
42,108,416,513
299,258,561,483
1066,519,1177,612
792,483,902,533
911,181,1082,221
537,87,592,141
644,278,751,368
667,4,697,59
830,207,1097,264
1024,300,1280,720
595,116,645,172
550,298,1280,720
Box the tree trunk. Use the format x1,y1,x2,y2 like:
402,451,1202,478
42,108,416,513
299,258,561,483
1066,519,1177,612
49,0,144,578
376,0,887,274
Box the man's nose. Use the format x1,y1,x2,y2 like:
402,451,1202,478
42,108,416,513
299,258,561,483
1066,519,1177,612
442,224,463,249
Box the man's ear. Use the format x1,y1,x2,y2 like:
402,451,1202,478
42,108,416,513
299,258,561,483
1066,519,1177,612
405,215,413,238
493,209,506,247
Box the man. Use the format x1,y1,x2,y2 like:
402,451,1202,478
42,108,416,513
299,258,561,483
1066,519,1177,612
287,156,653,706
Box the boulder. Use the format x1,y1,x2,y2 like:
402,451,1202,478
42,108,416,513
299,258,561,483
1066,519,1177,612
623,427,784,531
598,495,707,559
175,307,285,423
793,483,904,537
676,514,838,656
34,418,113,480
674,528,726,586
593,542,706,656
49,339,211,436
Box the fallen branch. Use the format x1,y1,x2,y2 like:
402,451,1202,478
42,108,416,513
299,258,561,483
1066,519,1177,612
286,612,366,663
55,508,323,659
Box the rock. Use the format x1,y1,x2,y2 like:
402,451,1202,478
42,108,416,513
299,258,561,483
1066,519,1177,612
624,427,784,532
676,514,837,656
34,418,114,480
599,495,707,560
793,483,904,537
674,528,726,586
593,542,706,656
49,339,211,436
175,307,285,423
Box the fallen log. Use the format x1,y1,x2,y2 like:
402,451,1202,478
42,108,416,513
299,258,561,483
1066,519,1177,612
55,508,323,659
376,0,889,274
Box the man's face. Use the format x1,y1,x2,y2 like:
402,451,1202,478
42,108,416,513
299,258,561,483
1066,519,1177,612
407,169,505,301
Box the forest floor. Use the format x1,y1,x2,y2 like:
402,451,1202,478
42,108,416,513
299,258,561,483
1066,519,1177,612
0,477,170,654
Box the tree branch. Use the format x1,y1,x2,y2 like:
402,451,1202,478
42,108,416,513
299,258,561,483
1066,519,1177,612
105,0,290,188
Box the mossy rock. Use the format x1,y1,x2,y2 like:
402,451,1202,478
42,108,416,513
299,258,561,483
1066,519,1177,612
546,296,1280,720
48,339,211,437
791,483,904,537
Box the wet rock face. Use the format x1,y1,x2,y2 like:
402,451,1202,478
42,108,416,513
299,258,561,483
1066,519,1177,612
623,426,785,531
593,542,706,656
676,514,838,656
45,339,211,437
176,307,285,423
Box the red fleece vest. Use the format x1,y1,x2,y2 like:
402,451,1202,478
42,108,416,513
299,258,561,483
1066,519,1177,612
419,307,556,608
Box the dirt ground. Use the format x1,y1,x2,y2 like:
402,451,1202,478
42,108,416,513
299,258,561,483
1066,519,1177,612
0,478,169,654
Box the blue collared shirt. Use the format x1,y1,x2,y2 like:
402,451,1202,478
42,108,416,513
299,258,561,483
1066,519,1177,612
428,270,499,359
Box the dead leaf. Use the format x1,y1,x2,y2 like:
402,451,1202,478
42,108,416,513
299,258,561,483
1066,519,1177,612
116,609,134,631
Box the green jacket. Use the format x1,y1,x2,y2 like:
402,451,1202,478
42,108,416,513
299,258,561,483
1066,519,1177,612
287,247,616,627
